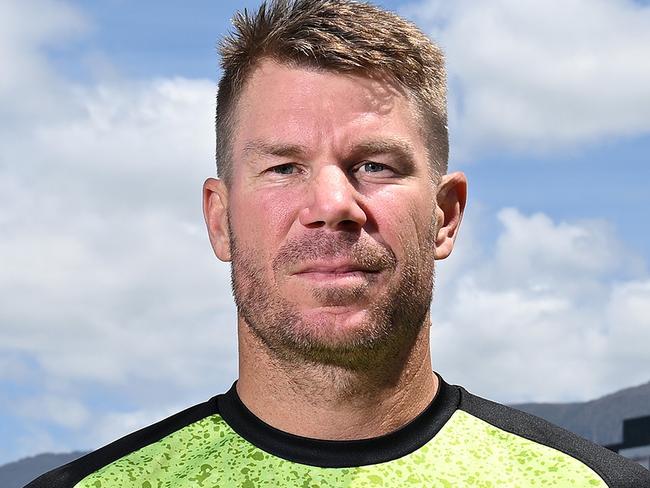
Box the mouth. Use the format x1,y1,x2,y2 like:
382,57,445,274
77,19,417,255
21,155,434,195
292,263,382,283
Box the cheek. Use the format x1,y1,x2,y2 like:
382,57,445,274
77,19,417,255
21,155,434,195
371,189,436,254
230,189,299,250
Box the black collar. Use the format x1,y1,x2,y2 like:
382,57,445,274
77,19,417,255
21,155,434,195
217,373,460,468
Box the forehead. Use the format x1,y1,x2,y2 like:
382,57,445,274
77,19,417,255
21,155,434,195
231,59,426,161
241,58,411,108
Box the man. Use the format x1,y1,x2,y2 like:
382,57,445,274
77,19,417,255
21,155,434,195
27,0,649,486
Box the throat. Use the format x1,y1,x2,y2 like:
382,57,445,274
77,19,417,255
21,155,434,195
236,320,437,440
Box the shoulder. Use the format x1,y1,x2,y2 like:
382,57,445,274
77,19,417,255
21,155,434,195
454,385,650,488
24,395,221,488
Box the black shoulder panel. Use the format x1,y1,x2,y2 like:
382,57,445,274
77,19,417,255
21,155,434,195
458,387,650,488
23,396,219,488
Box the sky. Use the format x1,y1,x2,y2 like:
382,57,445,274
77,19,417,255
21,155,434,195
1,0,649,466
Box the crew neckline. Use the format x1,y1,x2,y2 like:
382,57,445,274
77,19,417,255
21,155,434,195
216,373,460,468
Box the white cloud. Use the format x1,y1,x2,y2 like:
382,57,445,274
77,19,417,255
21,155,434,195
405,0,650,156
0,0,89,127
0,73,236,386
431,208,650,403
15,395,90,429
0,0,238,463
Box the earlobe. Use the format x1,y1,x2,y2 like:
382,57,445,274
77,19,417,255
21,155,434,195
203,178,232,262
433,172,467,260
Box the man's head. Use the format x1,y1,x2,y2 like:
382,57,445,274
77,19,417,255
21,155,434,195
204,0,466,369
215,0,449,186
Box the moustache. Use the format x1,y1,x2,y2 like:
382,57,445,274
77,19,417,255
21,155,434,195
272,232,396,273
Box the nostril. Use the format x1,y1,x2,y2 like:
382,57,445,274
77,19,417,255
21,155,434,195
303,220,326,229
339,219,361,230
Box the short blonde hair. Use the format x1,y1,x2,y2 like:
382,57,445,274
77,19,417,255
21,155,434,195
216,0,448,183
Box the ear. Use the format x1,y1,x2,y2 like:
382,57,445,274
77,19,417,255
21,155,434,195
433,171,467,260
203,177,231,262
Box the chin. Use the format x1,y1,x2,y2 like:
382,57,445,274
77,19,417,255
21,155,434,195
291,307,384,349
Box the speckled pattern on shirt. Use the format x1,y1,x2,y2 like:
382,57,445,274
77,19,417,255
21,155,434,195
75,410,607,487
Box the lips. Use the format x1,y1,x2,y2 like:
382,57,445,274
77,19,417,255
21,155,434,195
293,261,380,275
291,262,382,283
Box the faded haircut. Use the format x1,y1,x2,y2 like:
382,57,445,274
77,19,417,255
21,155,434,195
216,0,448,184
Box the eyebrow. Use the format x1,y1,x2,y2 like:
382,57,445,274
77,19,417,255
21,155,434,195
241,137,417,166
348,138,416,163
242,140,308,160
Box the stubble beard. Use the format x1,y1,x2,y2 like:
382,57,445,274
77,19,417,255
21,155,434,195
229,223,436,371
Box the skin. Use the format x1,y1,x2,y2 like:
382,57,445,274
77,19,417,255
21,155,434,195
203,59,467,440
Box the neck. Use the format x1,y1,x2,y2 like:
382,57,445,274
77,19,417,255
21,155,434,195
236,317,437,440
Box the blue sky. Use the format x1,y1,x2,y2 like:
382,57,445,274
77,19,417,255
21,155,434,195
1,0,649,466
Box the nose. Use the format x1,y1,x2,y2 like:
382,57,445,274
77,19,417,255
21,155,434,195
298,166,367,230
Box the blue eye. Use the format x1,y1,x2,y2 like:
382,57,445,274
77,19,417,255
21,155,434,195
361,161,386,173
272,163,296,175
